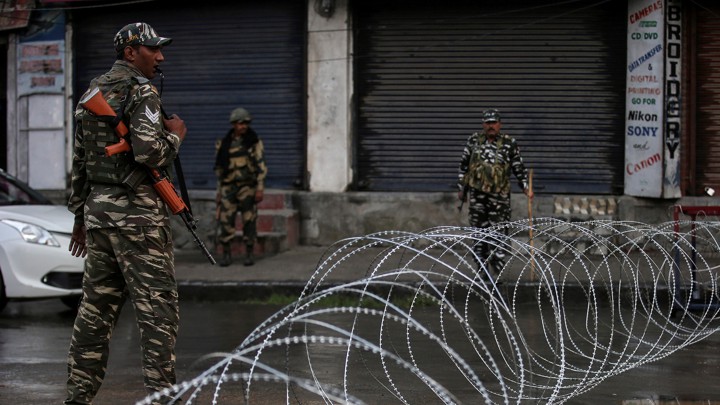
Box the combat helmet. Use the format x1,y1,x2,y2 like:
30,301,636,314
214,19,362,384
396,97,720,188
229,107,252,123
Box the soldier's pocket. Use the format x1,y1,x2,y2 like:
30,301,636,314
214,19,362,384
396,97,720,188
150,287,179,325
143,226,172,252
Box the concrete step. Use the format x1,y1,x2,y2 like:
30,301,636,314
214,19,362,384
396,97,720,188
256,208,298,233
219,190,299,259
257,190,294,210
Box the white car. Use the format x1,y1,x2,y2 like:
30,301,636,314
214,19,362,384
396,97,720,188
0,169,84,311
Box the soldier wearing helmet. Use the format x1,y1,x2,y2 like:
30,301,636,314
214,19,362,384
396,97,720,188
214,107,268,266
65,22,186,404
457,108,533,283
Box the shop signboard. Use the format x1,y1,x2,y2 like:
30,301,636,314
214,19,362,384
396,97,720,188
625,0,665,197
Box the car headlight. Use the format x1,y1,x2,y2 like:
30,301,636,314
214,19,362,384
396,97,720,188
1,219,61,247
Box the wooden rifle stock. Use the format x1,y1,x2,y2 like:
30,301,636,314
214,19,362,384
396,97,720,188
79,87,131,156
147,168,217,265
148,168,188,215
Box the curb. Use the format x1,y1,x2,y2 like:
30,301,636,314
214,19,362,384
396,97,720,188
177,280,677,309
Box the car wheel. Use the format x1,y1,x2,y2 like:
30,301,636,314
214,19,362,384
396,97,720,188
0,272,7,312
61,295,81,310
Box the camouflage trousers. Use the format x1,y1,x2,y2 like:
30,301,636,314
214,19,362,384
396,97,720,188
467,188,511,275
65,226,178,405
217,183,258,246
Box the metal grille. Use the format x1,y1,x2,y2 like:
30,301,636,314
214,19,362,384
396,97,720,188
72,0,306,190
353,0,627,193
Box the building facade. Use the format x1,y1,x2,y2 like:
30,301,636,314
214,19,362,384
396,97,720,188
1,0,717,244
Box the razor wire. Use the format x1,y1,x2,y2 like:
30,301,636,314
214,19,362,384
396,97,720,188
140,217,720,404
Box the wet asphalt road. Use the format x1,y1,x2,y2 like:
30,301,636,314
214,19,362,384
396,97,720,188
3,297,720,405
0,298,283,405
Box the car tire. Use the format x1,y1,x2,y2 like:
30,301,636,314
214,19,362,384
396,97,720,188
61,295,81,310
0,272,7,312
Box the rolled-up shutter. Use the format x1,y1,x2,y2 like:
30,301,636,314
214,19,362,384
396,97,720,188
72,0,305,190
354,0,627,193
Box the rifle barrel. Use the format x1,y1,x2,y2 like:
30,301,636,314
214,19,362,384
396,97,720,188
180,212,217,265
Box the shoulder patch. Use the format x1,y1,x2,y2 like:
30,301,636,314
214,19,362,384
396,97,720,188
134,81,159,97
132,76,156,94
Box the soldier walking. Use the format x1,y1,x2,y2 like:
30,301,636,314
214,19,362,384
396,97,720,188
65,22,187,404
457,109,533,282
214,107,267,267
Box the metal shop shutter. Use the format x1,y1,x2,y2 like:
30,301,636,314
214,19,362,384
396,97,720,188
694,4,720,195
72,0,305,190
353,0,627,193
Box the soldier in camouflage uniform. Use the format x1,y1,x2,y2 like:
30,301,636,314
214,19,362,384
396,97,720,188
457,109,533,282
214,107,267,267
65,22,187,405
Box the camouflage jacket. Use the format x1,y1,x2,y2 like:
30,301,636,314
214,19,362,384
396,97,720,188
214,128,267,191
457,132,529,196
68,60,182,229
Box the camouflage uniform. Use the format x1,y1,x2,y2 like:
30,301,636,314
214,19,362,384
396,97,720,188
65,26,181,405
214,121,267,265
458,130,529,276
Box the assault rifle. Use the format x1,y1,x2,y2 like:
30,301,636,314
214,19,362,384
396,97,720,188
79,87,216,265
458,184,469,212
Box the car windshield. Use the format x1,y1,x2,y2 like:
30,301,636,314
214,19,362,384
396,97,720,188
0,172,53,205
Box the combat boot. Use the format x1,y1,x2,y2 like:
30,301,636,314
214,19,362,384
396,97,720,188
219,244,233,267
244,244,255,266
